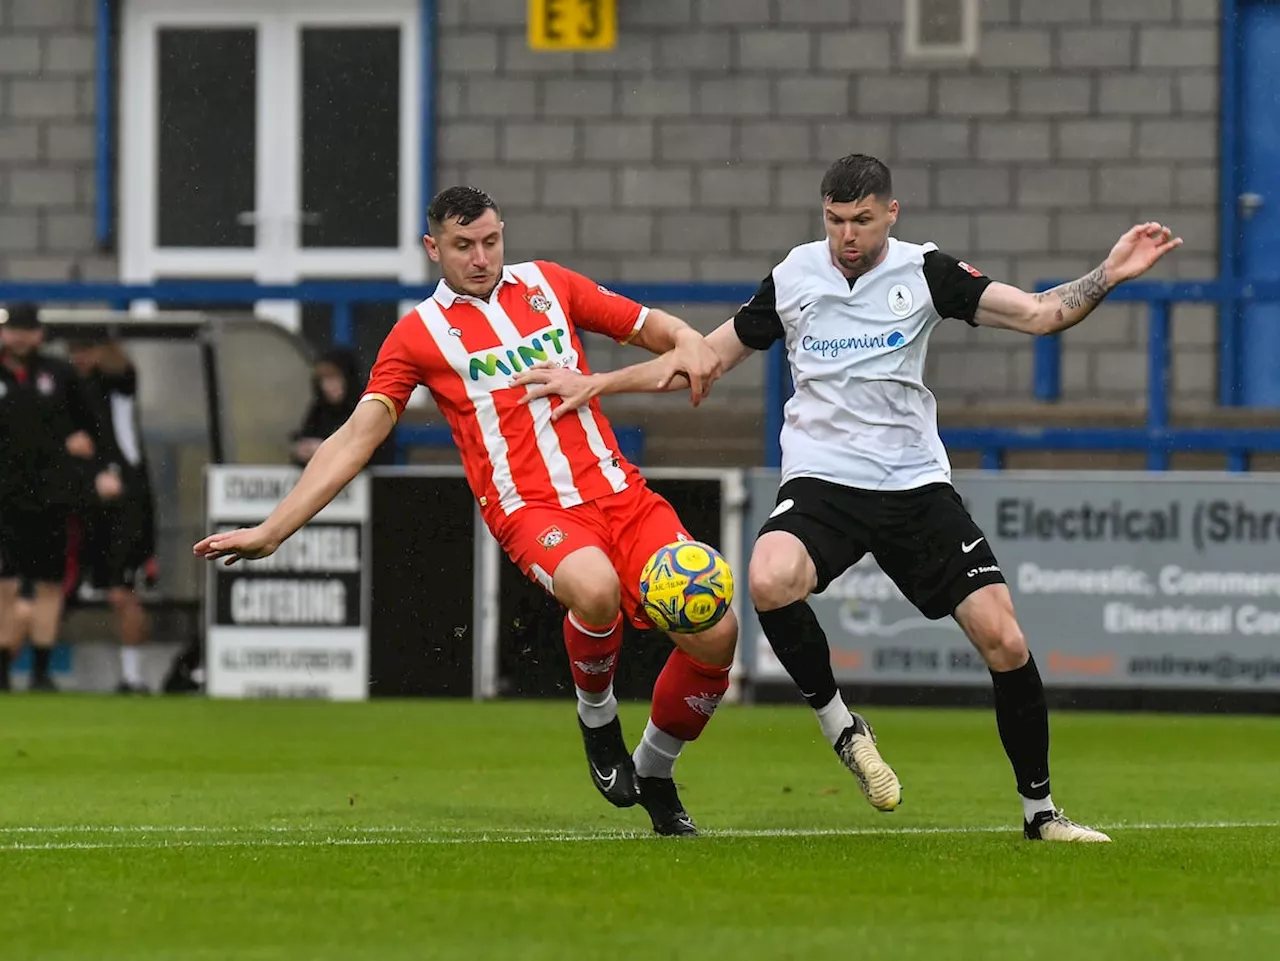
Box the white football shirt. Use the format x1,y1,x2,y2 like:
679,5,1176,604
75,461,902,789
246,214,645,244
734,237,993,492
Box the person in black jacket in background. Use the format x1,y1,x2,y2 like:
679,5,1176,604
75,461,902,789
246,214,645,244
291,347,395,467
69,336,158,694
0,304,100,692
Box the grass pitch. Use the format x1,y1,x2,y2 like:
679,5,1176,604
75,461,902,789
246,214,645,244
0,696,1276,960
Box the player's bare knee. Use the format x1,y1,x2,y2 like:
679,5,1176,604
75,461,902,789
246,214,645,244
969,614,1028,671
748,562,803,611
674,609,738,667
957,585,1027,670
554,550,622,626
569,582,621,627
985,621,1028,672
748,543,812,612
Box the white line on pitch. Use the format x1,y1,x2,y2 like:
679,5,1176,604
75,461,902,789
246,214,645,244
0,825,571,835
0,820,1275,852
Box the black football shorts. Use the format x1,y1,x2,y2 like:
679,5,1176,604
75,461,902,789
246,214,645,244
758,477,1006,620
0,505,70,584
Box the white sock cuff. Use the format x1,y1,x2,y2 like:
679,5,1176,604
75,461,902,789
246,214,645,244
816,692,844,715
576,684,614,708
1021,793,1056,822
633,720,685,779
577,687,618,729
568,611,621,638
641,719,685,759
120,647,143,685
815,693,854,746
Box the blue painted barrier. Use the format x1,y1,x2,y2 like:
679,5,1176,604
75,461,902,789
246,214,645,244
3,278,1278,472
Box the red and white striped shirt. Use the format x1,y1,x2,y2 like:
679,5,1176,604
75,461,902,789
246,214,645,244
362,261,648,520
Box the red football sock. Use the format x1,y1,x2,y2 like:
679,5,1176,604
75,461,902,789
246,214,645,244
562,611,622,695
648,647,731,742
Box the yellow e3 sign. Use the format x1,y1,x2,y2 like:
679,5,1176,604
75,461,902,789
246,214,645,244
528,0,616,51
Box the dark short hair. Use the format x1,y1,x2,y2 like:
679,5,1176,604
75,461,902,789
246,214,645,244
820,154,893,204
0,302,41,330
427,186,500,234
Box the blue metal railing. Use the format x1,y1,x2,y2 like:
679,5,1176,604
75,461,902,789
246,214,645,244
0,279,692,464
2,278,1278,472
770,279,1280,473
0,277,754,361
94,0,114,249
1022,279,1280,471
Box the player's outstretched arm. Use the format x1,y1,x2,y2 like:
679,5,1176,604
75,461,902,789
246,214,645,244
512,318,753,420
972,221,1182,337
627,308,724,404
193,401,393,565
559,266,723,404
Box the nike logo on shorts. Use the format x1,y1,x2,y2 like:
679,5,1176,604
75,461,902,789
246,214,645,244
961,537,986,553
769,498,795,519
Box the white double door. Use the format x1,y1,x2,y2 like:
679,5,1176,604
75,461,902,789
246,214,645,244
120,0,425,330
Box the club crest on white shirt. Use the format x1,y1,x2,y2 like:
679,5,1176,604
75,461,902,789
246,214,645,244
887,284,913,317
524,286,552,313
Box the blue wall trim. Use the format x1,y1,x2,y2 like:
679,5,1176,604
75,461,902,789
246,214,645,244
420,0,437,238
4,278,1278,472
1032,334,1060,402
94,0,114,249
1219,0,1241,405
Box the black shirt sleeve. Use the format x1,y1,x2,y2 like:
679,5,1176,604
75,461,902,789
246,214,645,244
63,364,98,437
99,365,139,397
922,250,995,327
732,273,784,350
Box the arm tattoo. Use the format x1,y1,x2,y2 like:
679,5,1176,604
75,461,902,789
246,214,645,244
1036,265,1109,312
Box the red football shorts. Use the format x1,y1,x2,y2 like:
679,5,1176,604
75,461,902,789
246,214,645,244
491,481,691,629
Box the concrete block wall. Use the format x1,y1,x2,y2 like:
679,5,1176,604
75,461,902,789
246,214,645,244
0,0,114,282
0,0,1222,414
436,0,1222,410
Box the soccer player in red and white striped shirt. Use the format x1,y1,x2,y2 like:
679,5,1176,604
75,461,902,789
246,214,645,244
193,186,737,836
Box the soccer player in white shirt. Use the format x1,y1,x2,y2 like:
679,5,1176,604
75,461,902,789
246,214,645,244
513,154,1182,842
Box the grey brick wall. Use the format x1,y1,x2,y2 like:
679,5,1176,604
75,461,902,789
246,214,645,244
0,0,111,281
0,0,1222,414
435,0,1222,411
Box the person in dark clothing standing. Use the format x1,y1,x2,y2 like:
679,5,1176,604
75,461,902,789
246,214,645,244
291,348,396,467
0,303,99,691
69,336,158,694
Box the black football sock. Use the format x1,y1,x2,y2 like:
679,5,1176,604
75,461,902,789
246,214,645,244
32,645,52,679
0,648,11,684
990,653,1051,802
756,601,839,710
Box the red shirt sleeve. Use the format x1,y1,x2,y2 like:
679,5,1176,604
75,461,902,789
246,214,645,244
361,313,425,423
540,261,648,343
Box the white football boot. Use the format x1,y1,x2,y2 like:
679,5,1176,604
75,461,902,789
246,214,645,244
834,712,902,812
1024,809,1112,842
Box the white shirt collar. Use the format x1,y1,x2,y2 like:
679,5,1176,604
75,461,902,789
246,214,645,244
431,267,519,308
